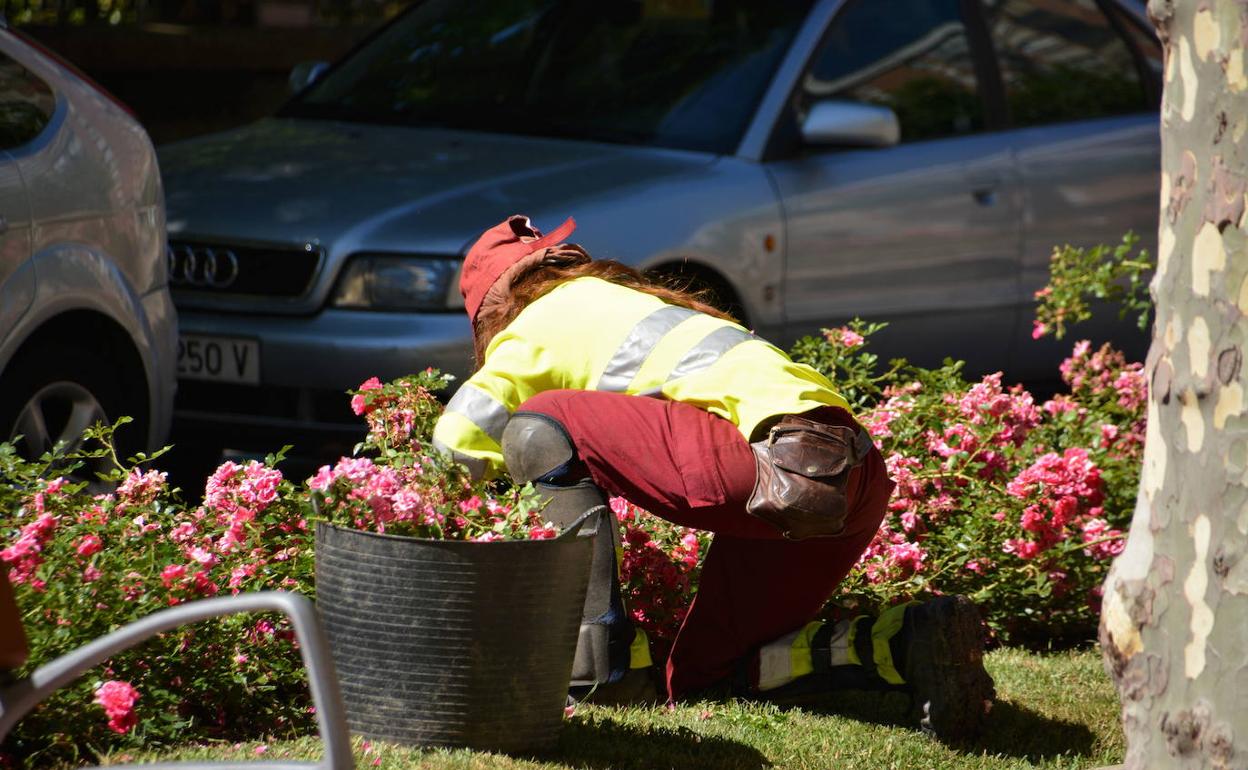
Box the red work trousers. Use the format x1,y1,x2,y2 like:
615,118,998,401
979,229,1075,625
516,390,893,700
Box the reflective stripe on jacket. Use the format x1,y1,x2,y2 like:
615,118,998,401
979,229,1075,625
432,276,850,479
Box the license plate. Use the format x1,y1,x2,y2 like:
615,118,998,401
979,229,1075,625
177,335,260,385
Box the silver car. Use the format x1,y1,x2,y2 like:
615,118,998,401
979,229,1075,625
160,0,1159,456
0,24,176,460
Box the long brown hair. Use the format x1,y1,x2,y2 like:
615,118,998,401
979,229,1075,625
472,257,735,367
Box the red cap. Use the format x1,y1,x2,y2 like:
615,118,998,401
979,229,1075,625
460,214,577,322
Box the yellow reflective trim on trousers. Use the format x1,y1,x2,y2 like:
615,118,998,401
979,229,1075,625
872,602,918,685
788,621,825,681
630,627,653,669
758,627,803,690
846,615,869,666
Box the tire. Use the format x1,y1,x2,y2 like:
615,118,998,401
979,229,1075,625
0,342,147,468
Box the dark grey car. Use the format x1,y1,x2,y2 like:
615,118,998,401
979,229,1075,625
160,0,1160,456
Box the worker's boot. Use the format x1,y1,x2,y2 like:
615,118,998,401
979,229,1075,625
502,412,646,690
749,596,994,742
897,595,995,742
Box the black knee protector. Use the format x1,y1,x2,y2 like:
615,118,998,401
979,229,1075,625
502,412,633,685
502,412,608,529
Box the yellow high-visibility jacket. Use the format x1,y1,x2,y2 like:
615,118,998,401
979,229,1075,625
432,276,850,479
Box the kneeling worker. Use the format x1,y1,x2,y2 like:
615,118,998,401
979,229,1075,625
431,215,994,741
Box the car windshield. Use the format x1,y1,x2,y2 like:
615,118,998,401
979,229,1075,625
281,0,814,154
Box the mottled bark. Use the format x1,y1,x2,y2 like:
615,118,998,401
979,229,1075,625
1100,1,1248,767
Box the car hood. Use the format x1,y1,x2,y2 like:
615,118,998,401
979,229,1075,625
159,118,716,259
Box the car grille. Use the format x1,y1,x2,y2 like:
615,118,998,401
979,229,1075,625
167,240,322,298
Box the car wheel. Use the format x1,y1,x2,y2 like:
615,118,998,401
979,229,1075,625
0,344,146,473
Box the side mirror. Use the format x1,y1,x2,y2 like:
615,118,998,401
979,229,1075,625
800,100,900,148
289,61,330,95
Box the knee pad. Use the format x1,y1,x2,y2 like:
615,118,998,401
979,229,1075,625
502,412,634,684
502,412,607,529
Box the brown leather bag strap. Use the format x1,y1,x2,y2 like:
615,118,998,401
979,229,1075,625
0,562,29,671
850,424,874,465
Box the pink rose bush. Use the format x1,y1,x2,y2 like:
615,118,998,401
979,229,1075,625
799,322,1142,644
0,371,551,765
311,371,548,540
613,497,707,659
0,428,319,765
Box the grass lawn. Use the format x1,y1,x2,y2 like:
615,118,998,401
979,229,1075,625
94,647,1121,770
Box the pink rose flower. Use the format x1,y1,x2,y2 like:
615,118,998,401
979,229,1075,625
117,468,167,504
76,534,103,558
1,513,59,584
307,464,336,492
187,546,218,567
94,680,140,734
1003,538,1041,560
528,522,557,540
192,570,220,596
161,564,188,588
351,376,384,415
168,522,196,543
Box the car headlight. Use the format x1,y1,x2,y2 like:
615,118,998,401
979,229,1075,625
331,255,462,311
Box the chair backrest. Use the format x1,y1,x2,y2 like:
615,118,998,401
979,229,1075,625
0,563,29,671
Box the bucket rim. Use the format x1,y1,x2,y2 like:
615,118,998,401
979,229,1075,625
314,519,585,548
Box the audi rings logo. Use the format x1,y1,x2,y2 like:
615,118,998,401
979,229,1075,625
167,244,241,289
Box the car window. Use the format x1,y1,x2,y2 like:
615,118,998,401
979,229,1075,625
800,0,986,144
981,0,1152,126
1105,2,1164,97
0,54,53,150
285,0,814,154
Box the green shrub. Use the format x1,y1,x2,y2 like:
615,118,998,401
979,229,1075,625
0,429,314,766
1032,231,1152,341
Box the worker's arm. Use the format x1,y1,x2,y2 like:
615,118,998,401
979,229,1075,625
431,335,564,480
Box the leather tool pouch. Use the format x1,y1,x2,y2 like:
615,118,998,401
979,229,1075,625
746,414,873,540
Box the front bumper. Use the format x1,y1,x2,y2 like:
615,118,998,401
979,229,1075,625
172,307,474,453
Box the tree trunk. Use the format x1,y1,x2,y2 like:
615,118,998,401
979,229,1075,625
1100,1,1248,767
